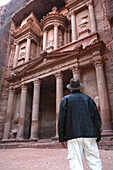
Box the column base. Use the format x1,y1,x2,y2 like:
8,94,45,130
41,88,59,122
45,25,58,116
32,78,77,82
51,136,59,141
16,137,24,141
30,137,39,141
2,138,9,142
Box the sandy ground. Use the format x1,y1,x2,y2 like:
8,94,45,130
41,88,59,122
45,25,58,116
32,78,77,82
0,148,113,170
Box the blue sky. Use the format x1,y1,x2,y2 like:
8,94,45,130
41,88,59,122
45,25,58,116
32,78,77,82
0,0,11,6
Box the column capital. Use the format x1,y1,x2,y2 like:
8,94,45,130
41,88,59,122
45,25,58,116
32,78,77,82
71,65,80,75
86,0,93,7
27,35,32,40
21,83,27,90
54,23,59,27
70,10,75,16
14,41,20,46
92,56,103,68
9,86,15,93
64,28,68,32
55,71,63,79
43,29,47,32
34,79,41,85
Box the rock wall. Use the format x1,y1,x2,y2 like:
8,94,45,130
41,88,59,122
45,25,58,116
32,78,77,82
94,0,113,122
0,0,26,139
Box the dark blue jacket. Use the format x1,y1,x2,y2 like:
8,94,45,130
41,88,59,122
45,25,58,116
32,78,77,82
58,90,102,142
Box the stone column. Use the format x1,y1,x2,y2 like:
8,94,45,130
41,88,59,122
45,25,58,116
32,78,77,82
68,29,71,44
54,24,59,50
16,84,27,140
93,53,113,136
43,30,47,50
71,63,81,80
64,28,68,45
13,43,19,67
30,79,41,139
2,86,15,140
87,2,97,33
55,72,63,137
25,36,32,63
71,11,77,42
36,43,40,57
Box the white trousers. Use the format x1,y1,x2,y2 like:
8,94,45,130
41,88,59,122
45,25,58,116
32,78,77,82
67,138,102,170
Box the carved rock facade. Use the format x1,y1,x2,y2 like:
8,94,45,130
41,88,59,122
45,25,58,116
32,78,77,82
0,0,113,147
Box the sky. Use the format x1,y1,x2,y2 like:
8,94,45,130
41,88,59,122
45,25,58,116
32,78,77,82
0,0,11,6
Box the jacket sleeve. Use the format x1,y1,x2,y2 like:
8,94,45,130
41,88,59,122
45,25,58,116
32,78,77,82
89,98,102,142
58,98,67,142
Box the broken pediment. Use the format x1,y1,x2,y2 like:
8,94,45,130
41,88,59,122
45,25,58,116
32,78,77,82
14,13,41,38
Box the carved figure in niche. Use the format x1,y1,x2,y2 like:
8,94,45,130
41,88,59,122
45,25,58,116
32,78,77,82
18,46,26,60
58,30,63,47
19,52,25,58
30,43,37,59
10,112,19,139
14,112,19,124
48,34,54,47
59,34,63,47
94,96,100,112
79,15,89,30
47,29,54,48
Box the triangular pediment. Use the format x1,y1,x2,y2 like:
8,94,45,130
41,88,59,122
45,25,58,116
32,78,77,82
17,50,74,76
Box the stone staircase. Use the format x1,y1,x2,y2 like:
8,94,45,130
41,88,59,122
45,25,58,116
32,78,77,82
0,139,63,149
1,138,113,150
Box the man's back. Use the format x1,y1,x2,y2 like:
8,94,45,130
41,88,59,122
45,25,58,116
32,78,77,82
58,90,101,142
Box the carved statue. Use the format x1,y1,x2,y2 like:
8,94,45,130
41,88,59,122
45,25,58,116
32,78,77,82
94,96,100,111
14,112,19,124
49,6,58,14
79,15,89,30
58,34,63,47
10,112,19,139
48,34,54,47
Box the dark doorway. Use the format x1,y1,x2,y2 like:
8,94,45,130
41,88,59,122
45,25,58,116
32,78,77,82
39,75,56,139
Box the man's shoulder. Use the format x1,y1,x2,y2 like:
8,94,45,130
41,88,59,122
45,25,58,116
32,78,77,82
62,94,70,101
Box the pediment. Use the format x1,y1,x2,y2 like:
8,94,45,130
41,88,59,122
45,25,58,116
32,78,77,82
17,50,74,76
14,19,41,38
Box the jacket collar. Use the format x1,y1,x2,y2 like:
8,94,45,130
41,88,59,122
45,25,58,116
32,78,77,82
71,90,81,93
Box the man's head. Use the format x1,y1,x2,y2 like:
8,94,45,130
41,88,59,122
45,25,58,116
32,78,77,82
66,78,84,90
